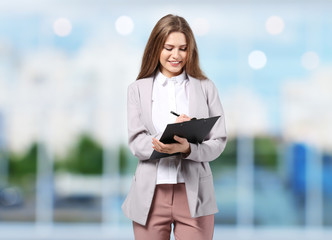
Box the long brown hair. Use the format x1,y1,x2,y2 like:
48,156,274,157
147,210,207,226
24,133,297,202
136,14,207,80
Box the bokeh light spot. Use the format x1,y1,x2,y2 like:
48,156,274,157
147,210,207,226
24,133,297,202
53,18,72,37
266,16,285,35
248,50,267,69
115,16,134,36
301,51,320,70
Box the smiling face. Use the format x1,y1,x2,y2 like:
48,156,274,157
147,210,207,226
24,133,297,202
159,32,188,78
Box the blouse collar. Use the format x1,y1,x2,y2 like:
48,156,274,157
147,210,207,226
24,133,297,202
155,70,188,86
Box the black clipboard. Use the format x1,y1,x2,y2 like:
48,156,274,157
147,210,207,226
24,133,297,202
149,115,220,159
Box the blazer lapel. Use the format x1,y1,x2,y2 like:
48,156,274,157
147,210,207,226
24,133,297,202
188,75,201,119
138,77,157,135
188,75,210,119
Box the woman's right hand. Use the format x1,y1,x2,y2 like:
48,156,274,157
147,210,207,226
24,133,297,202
175,114,191,123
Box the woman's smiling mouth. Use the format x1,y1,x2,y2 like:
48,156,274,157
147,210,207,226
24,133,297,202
169,61,181,67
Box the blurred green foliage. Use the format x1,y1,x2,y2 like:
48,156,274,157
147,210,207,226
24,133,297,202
211,137,237,173
210,136,279,174
9,143,38,179
55,135,136,175
118,144,137,175
55,134,103,175
6,134,280,180
7,143,38,188
254,136,278,169
118,144,127,174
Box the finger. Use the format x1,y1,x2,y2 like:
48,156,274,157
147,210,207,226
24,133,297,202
152,140,162,150
176,115,190,123
175,116,183,123
152,138,161,146
152,143,163,152
153,139,169,153
154,139,166,148
174,135,185,144
178,114,187,119
181,115,191,122
152,138,162,150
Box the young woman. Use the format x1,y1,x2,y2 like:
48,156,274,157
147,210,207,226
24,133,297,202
122,14,227,240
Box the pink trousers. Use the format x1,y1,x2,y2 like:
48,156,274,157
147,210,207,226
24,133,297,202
133,183,214,240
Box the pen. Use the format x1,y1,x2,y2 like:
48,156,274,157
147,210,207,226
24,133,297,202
170,111,180,117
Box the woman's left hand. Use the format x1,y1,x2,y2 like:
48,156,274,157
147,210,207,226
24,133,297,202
152,135,191,155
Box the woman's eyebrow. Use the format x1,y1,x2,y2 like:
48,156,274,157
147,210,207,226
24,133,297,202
164,44,187,47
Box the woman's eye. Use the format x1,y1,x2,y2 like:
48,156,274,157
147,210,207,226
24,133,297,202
165,48,172,51
180,48,187,51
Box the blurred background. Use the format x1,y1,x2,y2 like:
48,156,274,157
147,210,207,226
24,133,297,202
0,0,332,239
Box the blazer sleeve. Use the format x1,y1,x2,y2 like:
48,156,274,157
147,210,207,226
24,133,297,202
127,82,162,160
184,79,227,162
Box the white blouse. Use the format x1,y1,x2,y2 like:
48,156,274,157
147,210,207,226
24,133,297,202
152,71,189,184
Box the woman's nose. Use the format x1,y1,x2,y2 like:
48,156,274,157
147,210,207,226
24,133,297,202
172,49,179,58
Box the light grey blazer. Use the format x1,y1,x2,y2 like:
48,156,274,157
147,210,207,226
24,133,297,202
122,74,227,226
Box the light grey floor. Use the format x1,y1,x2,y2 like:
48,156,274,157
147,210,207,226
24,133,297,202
0,223,332,240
